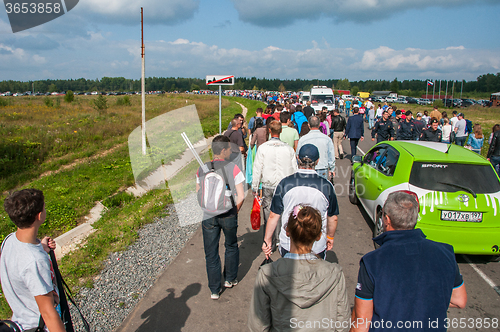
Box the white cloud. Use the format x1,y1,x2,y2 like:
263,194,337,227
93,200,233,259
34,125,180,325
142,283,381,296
229,0,496,26
78,0,199,25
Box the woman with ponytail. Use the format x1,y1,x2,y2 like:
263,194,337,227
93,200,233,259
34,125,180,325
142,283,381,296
248,205,349,331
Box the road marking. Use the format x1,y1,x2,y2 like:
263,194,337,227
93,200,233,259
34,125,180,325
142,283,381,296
463,255,500,297
357,146,365,155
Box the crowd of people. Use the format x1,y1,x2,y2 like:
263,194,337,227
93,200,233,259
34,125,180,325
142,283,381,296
6,95,499,331
191,98,476,331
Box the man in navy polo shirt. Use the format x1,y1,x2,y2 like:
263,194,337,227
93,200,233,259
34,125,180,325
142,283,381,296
350,192,467,332
261,144,339,259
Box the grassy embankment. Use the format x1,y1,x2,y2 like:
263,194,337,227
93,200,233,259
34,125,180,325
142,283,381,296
0,93,265,318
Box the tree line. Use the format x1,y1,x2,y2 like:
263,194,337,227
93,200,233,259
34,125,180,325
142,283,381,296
1,73,499,95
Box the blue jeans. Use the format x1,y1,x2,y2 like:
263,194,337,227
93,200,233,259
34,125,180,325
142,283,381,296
490,155,500,176
455,136,467,147
350,138,360,157
202,214,239,294
369,118,375,129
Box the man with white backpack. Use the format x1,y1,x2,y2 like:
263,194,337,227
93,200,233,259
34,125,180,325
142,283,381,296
196,135,245,300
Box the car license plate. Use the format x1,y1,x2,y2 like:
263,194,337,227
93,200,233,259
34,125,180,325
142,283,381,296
441,210,483,222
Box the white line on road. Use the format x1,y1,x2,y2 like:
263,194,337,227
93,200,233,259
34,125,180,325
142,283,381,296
463,255,500,297
357,146,365,155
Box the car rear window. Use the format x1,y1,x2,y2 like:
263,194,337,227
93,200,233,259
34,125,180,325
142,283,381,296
409,162,500,194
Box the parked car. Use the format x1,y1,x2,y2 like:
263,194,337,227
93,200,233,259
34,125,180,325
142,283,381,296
417,98,432,105
349,141,500,255
460,99,474,107
395,97,408,104
385,96,397,103
406,97,419,104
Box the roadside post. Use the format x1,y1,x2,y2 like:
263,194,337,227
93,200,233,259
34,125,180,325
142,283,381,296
206,75,235,134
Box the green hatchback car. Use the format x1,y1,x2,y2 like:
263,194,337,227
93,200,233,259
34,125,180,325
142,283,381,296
349,141,500,255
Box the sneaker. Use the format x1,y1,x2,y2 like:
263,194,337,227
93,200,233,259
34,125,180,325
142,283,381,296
211,292,220,300
224,280,238,288
340,153,344,160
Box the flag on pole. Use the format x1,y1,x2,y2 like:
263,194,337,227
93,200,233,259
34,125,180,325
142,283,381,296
427,80,434,86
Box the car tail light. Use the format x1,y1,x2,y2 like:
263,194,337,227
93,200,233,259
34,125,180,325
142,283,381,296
395,190,420,213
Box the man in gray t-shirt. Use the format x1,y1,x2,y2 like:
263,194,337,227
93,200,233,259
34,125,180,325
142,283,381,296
454,113,467,146
1,189,64,332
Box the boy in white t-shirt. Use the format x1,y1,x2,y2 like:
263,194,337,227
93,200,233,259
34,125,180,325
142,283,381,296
1,189,65,332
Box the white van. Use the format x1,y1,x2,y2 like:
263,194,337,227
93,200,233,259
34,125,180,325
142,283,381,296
300,91,310,105
310,86,335,113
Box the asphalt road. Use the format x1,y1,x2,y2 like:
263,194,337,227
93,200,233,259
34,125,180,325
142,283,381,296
116,121,500,332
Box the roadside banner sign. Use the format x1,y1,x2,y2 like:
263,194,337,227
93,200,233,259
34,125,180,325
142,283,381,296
206,75,235,86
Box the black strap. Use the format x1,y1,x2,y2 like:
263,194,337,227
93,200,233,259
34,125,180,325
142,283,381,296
212,161,236,210
49,251,91,332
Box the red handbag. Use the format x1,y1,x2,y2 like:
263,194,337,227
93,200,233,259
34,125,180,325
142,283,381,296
250,196,262,230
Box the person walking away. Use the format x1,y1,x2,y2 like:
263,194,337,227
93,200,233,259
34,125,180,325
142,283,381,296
331,109,347,159
449,111,458,128
249,206,349,332
262,144,339,260
441,118,452,143
1,189,65,332
344,107,364,160
297,116,336,180
350,192,466,332
339,98,345,114
196,136,245,300
487,126,500,175
467,124,484,154
396,111,417,141
319,112,329,135
303,101,315,119
368,106,376,130
291,105,308,134
371,110,394,143
224,118,247,171
248,108,266,132
345,99,352,117
420,119,442,142
453,113,467,146
249,118,267,150
430,106,442,122
413,112,426,141
279,112,299,150
252,120,298,252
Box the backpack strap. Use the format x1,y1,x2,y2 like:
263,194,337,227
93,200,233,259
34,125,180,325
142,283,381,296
215,161,236,210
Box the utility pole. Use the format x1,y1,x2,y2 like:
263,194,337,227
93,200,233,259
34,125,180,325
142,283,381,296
141,8,146,155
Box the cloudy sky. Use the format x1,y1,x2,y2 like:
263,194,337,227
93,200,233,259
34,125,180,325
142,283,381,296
1,0,499,82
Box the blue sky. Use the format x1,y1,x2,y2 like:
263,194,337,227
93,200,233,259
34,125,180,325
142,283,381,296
1,0,499,82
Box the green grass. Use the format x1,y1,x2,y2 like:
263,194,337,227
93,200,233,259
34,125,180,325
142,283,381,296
0,95,265,319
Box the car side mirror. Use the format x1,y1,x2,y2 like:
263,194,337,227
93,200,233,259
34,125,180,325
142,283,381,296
352,155,363,164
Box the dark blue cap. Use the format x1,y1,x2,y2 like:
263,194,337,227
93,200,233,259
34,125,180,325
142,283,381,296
298,144,319,162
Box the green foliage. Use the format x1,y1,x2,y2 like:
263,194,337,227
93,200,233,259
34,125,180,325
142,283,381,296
102,192,135,208
0,98,9,107
55,97,61,108
43,97,53,107
115,95,131,106
93,94,108,112
48,84,58,93
433,99,444,108
351,86,359,97
391,78,399,93
190,83,200,91
336,78,351,90
65,90,74,103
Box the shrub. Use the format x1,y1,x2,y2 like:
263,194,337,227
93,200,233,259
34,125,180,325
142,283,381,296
93,95,108,112
0,98,9,107
433,99,443,108
115,95,131,106
65,90,74,103
44,97,53,107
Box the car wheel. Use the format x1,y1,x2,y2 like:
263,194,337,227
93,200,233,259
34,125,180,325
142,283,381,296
348,175,359,205
373,208,384,249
